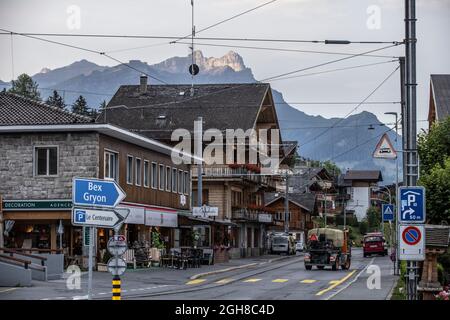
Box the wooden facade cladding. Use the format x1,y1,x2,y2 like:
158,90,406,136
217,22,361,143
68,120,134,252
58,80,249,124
264,198,312,231
98,134,190,210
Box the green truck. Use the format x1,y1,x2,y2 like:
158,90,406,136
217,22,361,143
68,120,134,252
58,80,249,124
304,228,351,271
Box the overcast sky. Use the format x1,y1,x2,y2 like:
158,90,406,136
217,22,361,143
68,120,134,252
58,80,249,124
1,0,449,131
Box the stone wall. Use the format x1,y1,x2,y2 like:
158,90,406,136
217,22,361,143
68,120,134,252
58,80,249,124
0,132,99,200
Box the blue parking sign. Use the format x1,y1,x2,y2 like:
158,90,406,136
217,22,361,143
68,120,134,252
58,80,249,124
382,204,394,222
398,186,426,223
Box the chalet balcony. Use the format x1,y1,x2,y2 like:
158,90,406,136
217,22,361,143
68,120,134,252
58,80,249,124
191,164,277,189
231,206,273,223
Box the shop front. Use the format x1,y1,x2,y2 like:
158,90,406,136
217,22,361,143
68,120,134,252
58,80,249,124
0,199,83,266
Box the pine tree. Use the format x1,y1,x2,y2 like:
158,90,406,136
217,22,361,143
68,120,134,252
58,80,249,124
71,95,89,116
46,90,66,109
8,74,41,101
99,100,106,111
89,108,99,119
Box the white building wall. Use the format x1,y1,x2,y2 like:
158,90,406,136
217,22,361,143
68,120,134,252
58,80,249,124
346,187,370,221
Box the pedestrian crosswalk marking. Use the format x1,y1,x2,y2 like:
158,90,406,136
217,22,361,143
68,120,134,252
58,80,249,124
186,279,206,285
215,278,233,284
243,278,262,283
300,279,317,284
272,279,289,283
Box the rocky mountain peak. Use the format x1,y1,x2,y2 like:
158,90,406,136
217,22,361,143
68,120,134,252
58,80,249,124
195,50,246,72
39,67,51,74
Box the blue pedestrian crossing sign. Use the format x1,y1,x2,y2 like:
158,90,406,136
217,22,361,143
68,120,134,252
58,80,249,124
398,186,426,223
382,204,394,222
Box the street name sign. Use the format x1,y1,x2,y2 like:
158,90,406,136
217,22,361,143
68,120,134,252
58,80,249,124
193,205,219,218
382,204,394,222
107,257,127,276
398,186,426,223
373,133,397,159
73,177,126,208
399,224,425,261
72,207,125,228
107,236,127,256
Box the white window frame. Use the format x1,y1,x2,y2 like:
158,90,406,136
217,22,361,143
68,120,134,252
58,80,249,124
178,169,183,194
166,166,171,191
126,155,133,185
135,157,142,186
184,171,189,195
104,149,119,181
143,160,150,188
159,164,165,190
172,167,177,193
151,162,157,189
33,145,59,177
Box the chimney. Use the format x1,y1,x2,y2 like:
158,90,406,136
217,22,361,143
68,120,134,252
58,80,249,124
140,74,148,94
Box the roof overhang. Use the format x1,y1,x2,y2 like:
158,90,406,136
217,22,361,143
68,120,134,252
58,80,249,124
0,124,201,162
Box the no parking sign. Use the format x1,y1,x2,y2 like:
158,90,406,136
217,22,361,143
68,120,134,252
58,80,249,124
399,224,425,261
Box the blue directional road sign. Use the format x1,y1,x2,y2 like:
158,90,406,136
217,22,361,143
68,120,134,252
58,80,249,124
398,186,426,223
73,178,126,208
382,204,394,222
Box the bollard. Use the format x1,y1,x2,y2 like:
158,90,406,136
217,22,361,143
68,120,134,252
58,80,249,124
112,275,121,300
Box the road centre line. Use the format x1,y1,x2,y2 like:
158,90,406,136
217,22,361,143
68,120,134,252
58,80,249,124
300,279,317,284
186,279,206,285
316,270,357,296
324,257,375,300
272,279,289,283
243,278,262,283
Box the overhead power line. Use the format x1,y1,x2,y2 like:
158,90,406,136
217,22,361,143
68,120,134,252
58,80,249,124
175,41,398,59
0,32,401,45
0,28,169,85
298,66,400,147
171,0,279,44
328,126,396,161
1,28,401,111
269,60,398,82
261,43,400,82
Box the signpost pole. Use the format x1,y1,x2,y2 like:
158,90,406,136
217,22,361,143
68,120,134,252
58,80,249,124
87,226,94,300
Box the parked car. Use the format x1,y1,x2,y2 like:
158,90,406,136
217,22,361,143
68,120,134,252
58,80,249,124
295,240,304,252
362,233,388,257
270,233,296,255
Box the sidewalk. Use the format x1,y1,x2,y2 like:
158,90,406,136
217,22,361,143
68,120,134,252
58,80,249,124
0,253,298,300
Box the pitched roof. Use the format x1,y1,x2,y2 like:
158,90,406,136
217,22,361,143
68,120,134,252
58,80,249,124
282,141,298,157
265,192,316,213
97,83,272,140
425,225,450,248
343,170,383,182
430,74,450,120
0,92,93,126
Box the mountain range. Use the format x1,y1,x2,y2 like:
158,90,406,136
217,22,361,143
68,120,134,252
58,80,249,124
0,51,401,183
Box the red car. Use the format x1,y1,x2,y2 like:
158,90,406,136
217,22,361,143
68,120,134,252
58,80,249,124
363,233,388,257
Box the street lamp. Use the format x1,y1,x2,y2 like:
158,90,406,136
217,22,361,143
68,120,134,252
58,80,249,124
384,111,400,275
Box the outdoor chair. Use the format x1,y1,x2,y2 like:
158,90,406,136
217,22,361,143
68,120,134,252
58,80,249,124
123,249,137,269
201,248,214,265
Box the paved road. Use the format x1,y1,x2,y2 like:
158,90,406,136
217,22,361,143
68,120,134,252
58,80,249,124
134,248,397,300
0,249,397,300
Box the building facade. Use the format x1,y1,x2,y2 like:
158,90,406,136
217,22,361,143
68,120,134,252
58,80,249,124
98,78,288,259
0,92,191,266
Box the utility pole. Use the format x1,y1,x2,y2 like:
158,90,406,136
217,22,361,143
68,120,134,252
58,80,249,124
196,116,203,207
404,0,419,300
284,172,289,233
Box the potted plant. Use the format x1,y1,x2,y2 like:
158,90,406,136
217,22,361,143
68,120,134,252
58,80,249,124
191,230,201,248
150,230,164,267
97,249,111,272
